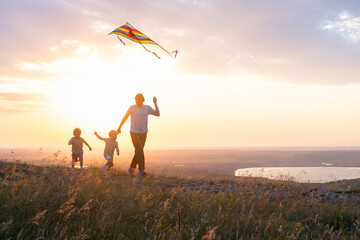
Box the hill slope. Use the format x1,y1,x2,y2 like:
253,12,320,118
1,161,360,239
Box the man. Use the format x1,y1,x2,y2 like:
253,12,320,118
117,93,160,176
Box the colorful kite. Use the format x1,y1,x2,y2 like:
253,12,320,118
109,22,178,59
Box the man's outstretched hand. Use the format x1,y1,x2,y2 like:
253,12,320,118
153,96,157,104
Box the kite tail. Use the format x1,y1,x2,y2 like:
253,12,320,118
154,42,177,59
117,36,126,46
171,50,178,58
140,43,161,59
156,44,178,59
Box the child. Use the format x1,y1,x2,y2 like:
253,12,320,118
94,130,119,172
68,128,92,169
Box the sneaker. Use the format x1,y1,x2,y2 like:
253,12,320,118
128,168,134,176
139,170,147,176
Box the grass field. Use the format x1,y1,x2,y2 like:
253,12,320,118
1,160,360,239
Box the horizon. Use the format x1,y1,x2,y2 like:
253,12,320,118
3,145,360,151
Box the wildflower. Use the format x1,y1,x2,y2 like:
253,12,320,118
202,226,218,240
31,210,48,225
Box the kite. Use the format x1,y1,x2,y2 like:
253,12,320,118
109,22,178,59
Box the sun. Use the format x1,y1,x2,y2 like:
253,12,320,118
47,45,176,131
49,69,134,130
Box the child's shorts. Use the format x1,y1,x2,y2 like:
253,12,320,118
72,153,83,162
104,154,114,167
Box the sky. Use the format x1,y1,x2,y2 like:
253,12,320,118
1,0,360,149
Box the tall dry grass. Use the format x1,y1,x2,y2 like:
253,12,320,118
0,160,360,239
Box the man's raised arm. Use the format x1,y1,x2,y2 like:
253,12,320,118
153,96,160,117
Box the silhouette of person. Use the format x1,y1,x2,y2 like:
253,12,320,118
117,93,160,176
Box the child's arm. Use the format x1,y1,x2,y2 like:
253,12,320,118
116,142,119,156
94,131,106,141
82,139,92,151
68,138,73,145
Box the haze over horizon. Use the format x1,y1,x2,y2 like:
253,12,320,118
1,0,360,149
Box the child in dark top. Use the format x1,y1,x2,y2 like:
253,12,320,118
68,128,92,169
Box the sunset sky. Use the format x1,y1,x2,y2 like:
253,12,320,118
1,0,360,149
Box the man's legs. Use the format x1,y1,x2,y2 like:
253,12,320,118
138,133,147,171
130,132,147,171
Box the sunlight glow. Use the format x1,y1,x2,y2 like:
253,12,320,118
47,42,178,133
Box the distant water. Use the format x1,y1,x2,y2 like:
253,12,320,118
3,148,360,179
235,167,360,183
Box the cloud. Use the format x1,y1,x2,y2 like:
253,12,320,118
0,93,46,102
0,78,47,93
163,28,185,37
0,79,8,85
0,92,47,113
322,11,360,42
91,21,113,34
15,41,101,79
2,0,360,85
166,1,360,85
0,103,46,113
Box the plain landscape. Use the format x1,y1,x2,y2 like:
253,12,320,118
2,148,360,178
1,148,360,239
3,0,360,239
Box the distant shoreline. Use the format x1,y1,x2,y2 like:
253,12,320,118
2,146,360,151
2,147,360,178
